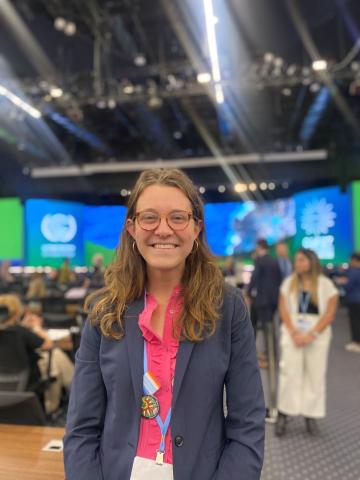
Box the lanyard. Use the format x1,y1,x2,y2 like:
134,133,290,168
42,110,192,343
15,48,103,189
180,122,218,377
143,341,172,457
299,291,311,314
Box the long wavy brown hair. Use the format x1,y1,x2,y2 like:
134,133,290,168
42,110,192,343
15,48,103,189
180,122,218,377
289,248,322,305
85,168,225,342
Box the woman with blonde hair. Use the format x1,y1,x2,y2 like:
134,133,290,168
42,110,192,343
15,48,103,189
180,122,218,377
64,168,265,480
276,248,338,436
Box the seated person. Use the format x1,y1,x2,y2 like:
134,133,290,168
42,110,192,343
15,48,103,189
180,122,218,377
0,294,74,413
26,273,47,300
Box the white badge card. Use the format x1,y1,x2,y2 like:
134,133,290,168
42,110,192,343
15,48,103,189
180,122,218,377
296,315,312,333
130,456,174,480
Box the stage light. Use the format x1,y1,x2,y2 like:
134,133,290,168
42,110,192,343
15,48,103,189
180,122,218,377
197,72,212,84
312,59,327,71
234,183,248,193
199,186,206,194
268,182,276,190
123,84,135,94
218,185,226,193
249,183,257,191
259,182,268,191
50,87,63,98
264,52,274,63
64,21,76,36
54,17,66,31
120,189,128,197
134,54,146,67
108,99,117,109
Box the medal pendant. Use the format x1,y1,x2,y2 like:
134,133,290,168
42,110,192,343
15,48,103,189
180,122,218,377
141,394,160,419
155,450,164,465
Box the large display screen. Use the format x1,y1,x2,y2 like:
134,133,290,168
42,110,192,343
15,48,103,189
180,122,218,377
25,199,84,267
293,186,353,263
205,199,296,256
0,198,23,263
84,206,127,265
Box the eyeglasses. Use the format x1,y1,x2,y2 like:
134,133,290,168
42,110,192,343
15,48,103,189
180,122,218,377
134,210,195,231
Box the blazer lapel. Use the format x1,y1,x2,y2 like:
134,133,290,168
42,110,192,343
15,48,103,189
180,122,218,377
172,340,195,411
124,298,145,409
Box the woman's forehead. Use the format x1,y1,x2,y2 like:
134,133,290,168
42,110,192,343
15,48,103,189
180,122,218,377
136,184,191,210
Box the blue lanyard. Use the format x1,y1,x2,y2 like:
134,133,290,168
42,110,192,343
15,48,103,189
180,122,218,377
299,291,311,314
143,342,172,454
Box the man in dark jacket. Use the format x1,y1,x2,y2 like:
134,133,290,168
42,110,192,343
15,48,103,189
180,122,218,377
247,239,282,336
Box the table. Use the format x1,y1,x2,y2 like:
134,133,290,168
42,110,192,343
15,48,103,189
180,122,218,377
0,424,65,480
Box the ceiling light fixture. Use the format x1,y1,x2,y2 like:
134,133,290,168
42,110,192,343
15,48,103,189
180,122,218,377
218,185,226,193
197,72,212,84
64,21,76,36
54,17,66,31
0,84,41,118
199,186,206,194
312,59,327,71
234,183,248,193
50,87,63,98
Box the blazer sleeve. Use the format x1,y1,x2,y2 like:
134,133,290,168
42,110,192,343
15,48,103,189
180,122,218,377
63,319,106,480
215,292,265,479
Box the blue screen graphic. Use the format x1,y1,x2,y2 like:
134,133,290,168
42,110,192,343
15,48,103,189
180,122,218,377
25,199,84,266
205,199,296,256
84,206,127,250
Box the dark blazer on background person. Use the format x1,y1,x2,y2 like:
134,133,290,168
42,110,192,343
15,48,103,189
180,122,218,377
247,254,282,307
64,286,265,480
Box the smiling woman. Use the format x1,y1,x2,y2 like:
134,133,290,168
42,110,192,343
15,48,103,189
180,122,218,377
64,168,265,480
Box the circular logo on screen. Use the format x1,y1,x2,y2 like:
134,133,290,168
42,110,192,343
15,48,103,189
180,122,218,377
40,214,77,243
300,198,336,236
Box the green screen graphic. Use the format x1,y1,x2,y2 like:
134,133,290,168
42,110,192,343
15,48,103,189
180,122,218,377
0,198,23,261
352,181,360,251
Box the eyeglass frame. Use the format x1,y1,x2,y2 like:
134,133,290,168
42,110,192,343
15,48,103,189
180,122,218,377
132,209,198,231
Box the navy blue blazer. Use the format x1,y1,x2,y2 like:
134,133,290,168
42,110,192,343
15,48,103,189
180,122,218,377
63,285,265,480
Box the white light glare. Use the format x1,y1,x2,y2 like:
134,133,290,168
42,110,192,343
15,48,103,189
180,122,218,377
64,21,76,36
215,83,224,104
312,59,327,71
203,0,221,82
120,189,128,197
218,185,226,193
234,183,248,193
50,87,63,98
197,72,212,84
249,183,257,191
0,84,41,118
268,182,276,190
199,186,206,194
54,17,66,30
259,182,268,191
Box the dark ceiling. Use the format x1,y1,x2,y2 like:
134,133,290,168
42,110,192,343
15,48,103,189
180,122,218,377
0,0,360,204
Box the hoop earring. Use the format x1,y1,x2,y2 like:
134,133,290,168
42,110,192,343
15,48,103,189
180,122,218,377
192,239,199,254
132,241,137,254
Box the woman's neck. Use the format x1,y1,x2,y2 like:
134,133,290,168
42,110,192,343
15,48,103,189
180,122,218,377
299,273,311,289
146,269,182,304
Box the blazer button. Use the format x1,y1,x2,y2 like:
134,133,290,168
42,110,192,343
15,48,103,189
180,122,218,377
174,436,184,447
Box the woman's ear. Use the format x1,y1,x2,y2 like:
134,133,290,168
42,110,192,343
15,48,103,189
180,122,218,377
126,219,135,238
195,219,203,237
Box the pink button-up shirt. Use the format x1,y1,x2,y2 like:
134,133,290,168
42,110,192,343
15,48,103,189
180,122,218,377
135,286,182,464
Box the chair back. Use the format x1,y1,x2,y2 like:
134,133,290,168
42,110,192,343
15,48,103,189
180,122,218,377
0,391,46,425
0,329,31,392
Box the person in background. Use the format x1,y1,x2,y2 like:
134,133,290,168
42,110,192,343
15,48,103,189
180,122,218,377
26,272,47,300
336,252,360,353
64,168,265,480
246,239,282,338
0,260,15,286
275,241,292,280
0,294,53,392
88,253,105,287
276,248,338,436
58,258,73,285
22,304,75,413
